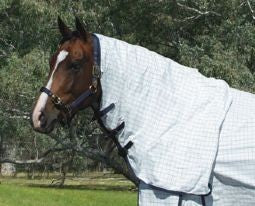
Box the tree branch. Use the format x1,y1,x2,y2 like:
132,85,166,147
7,108,30,115
0,37,15,50
0,147,71,165
174,1,221,22
0,50,7,57
246,0,255,20
8,115,30,120
0,158,45,164
76,147,139,186
0,109,30,120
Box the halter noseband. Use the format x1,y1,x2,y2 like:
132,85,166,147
40,34,101,123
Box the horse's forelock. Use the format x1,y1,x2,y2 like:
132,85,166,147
59,30,83,44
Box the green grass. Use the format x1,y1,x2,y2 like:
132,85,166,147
0,173,137,206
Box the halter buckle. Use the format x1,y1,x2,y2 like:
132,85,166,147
92,64,101,78
51,94,72,117
51,94,63,106
89,84,97,93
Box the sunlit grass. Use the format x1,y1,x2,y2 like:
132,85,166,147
0,173,137,206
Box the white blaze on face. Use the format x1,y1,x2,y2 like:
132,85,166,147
32,50,69,129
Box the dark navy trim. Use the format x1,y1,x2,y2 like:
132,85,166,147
92,34,101,68
40,87,53,97
146,183,212,206
98,103,115,117
178,194,183,206
69,89,94,110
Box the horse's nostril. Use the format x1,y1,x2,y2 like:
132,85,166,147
39,112,44,121
39,112,47,128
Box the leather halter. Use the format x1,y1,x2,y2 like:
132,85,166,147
40,34,101,123
39,33,134,160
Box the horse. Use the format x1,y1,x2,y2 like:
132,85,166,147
31,17,255,206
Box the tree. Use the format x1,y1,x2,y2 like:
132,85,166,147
0,0,255,185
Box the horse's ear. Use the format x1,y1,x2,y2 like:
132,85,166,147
75,16,88,41
58,16,71,38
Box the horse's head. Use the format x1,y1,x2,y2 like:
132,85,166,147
31,17,100,133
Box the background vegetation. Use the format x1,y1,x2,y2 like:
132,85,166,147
0,0,255,187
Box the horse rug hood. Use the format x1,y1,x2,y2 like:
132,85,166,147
95,34,233,195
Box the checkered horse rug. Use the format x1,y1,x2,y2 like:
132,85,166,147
95,34,255,205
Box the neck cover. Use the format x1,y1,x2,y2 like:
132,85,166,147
95,34,232,195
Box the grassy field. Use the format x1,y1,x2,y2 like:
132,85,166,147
0,173,137,206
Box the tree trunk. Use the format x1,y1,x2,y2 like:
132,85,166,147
0,142,16,177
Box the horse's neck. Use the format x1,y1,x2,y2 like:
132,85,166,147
99,34,145,90
100,35,131,93
97,35,141,130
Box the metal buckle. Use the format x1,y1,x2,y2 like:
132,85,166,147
51,94,62,106
89,84,97,93
92,64,101,78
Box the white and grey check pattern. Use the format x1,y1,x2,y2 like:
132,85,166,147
95,34,255,205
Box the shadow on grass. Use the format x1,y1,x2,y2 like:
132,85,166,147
28,184,137,192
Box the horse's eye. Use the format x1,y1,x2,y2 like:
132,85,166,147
70,62,80,71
